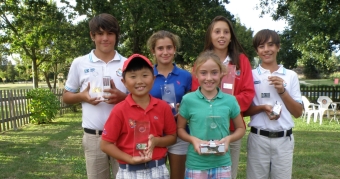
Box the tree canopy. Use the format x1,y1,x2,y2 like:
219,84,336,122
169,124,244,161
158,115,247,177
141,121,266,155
259,0,340,77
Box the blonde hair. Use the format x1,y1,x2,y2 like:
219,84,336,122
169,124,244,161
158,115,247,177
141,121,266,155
194,51,225,75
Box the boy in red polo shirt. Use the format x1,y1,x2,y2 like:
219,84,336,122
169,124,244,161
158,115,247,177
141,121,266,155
101,54,177,179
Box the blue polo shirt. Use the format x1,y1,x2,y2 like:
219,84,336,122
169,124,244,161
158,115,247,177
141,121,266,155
150,63,192,132
150,63,192,107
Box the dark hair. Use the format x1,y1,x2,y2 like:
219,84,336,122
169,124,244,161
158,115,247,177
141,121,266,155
203,16,246,69
89,13,120,47
147,30,181,53
122,58,154,79
253,29,280,51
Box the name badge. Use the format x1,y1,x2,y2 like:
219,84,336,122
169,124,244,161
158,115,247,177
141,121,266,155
261,93,270,98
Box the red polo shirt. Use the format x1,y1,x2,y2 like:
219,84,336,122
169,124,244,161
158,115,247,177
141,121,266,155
102,94,177,164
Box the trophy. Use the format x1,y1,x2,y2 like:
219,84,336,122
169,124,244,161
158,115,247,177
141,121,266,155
160,83,176,114
200,116,225,154
221,64,236,95
133,120,150,156
88,66,111,101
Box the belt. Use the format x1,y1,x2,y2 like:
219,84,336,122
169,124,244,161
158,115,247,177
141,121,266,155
250,127,292,138
119,158,166,171
84,128,102,135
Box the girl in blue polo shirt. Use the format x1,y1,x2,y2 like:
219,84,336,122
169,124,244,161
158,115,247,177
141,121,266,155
147,30,192,179
177,51,245,179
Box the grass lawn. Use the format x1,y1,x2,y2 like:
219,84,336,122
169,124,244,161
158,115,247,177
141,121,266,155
1,111,340,179
300,79,339,86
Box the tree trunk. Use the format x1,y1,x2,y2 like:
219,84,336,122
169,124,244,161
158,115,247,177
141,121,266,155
44,71,52,90
32,59,39,88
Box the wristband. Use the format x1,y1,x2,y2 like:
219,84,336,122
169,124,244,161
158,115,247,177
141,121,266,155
279,88,286,95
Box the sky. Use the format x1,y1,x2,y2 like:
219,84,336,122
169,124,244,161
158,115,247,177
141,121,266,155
225,0,287,34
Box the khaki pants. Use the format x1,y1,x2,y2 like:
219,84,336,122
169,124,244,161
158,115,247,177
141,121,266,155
83,132,119,179
230,136,242,179
246,133,294,179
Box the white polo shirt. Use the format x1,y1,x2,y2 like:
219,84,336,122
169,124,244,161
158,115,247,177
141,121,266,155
248,64,302,131
65,50,127,130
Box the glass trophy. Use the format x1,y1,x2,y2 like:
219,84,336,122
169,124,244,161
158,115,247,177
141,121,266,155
220,64,236,95
133,120,150,156
200,116,225,154
88,66,111,101
160,83,176,114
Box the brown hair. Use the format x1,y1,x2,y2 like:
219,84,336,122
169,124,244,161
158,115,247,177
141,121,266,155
89,13,120,47
253,29,280,51
203,16,246,69
147,30,181,53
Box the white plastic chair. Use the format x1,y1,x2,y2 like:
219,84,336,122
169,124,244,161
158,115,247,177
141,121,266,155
316,96,335,125
302,96,319,124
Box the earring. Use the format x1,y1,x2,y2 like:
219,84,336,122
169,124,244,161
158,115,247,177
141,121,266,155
174,52,176,55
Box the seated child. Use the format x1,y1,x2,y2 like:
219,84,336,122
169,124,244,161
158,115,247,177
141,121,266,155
101,54,177,179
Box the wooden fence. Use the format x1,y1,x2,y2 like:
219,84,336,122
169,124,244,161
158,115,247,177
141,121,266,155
300,86,340,103
0,89,71,132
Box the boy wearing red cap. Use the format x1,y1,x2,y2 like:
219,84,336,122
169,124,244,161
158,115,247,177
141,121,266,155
101,54,177,179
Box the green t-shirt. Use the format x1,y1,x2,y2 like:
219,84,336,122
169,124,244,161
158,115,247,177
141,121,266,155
179,88,240,170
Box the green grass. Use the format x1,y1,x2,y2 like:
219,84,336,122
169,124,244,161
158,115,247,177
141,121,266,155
0,112,86,179
1,112,340,178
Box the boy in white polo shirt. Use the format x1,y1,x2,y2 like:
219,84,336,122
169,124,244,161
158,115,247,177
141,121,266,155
245,29,303,179
63,13,127,179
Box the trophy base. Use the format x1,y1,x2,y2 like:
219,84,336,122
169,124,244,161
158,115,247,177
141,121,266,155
200,140,225,154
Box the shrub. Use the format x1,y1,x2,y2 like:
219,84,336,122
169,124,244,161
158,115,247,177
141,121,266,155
330,72,340,81
27,88,60,124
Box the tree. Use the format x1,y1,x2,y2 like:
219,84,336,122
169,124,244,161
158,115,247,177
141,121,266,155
0,0,75,88
5,61,16,83
258,0,340,77
67,0,254,66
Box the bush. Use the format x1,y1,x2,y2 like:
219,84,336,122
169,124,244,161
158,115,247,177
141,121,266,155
330,72,340,81
27,88,60,124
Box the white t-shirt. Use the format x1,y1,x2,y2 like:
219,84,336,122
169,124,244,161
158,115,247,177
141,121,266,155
248,64,302,131
65,50,127,130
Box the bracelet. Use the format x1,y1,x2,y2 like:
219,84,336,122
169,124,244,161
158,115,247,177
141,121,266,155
279,88,286,95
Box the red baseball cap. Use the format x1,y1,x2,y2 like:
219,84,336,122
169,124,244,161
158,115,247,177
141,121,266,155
123,54,153,72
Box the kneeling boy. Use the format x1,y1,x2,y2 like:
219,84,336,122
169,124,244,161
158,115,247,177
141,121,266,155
101,54,177,179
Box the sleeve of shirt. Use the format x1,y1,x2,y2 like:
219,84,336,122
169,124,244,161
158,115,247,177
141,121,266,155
230,96,241,119
288,71,302,104
179,95,190,120
163,103,177,135
235,54,255,112
102,108,123,143
64,58,80,93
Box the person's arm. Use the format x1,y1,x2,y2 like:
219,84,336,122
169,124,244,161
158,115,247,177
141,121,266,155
243,104,279,120
217,114,245,149
268,76,303,118
234,54,255,112
63,82,100,105
177,114,206,154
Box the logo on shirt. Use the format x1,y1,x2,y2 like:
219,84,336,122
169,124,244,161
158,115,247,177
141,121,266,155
254,80,261,84
84,68,96,74
154,116,158,120
102,128,107,135
236,70,241,76
176,81,180,85
129,119,136,128
116,68,123,77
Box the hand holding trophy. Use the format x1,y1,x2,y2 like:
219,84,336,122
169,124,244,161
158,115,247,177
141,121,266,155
199,116,225,154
